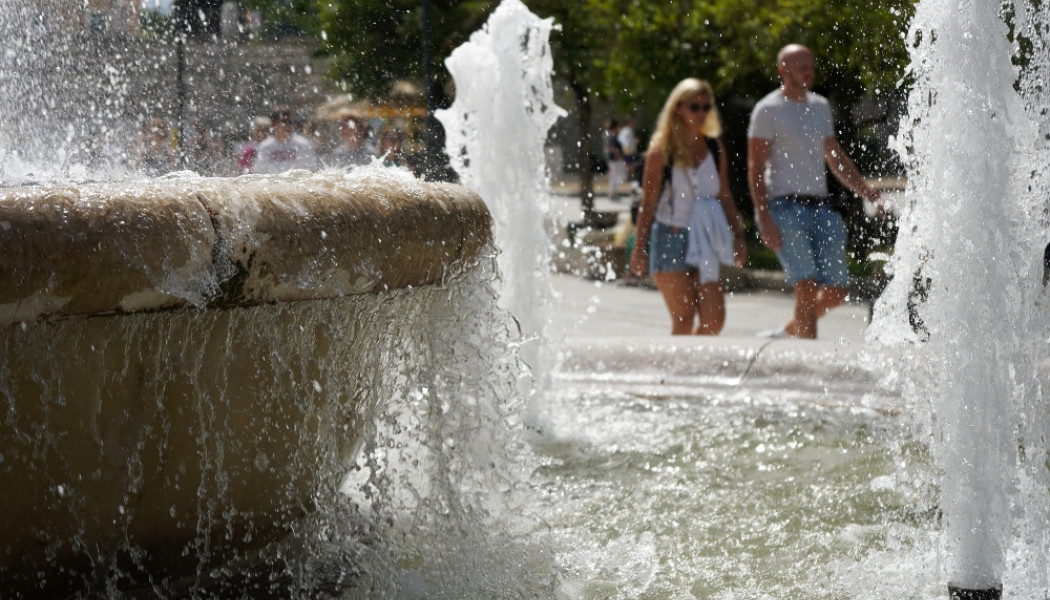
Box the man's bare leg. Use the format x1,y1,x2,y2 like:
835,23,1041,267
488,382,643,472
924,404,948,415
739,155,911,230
784,281,847,339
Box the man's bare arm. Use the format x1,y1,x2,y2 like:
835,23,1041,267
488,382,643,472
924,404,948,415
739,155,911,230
748,137,781,251
824,137,879,202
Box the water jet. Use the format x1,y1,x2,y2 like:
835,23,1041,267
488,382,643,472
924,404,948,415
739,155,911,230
873,0,1050,596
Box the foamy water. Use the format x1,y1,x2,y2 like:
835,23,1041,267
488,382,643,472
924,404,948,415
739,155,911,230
6,0,1050,597
871,0,1050,593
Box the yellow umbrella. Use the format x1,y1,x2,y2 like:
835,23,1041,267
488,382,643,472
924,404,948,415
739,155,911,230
316,95,427,122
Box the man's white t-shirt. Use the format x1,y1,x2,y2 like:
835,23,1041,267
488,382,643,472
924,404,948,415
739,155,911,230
748,90,834,198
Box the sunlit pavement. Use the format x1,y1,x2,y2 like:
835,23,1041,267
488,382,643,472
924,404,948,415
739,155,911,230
549,272,872,344
544,186,891,393
547,273,894,401
545,185,875,345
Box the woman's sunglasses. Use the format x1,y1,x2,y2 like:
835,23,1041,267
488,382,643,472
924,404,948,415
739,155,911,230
687,102,713,113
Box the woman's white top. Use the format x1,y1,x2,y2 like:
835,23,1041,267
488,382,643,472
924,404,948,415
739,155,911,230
652,150,735,272
686,195,734,271
655,152,720,228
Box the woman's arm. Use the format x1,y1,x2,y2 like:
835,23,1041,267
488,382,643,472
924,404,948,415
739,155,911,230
629,147,668,277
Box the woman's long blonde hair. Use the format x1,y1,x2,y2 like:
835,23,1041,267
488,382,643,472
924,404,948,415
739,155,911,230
648,78,723,168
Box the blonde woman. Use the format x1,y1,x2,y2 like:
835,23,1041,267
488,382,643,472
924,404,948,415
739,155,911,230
629,78,748,335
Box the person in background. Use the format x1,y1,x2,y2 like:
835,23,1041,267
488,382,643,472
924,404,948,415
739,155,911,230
329,115,375,168
300,119,326,153
130,117,177,176
376,128,405,168
618,115,640,195
237,116,271,173
629,78,748,335
747,44,881,339
603,118,627,200
252,107,321,174
184,117,221,175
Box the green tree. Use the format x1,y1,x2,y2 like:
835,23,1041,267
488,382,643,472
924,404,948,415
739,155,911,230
598,0,915,155
316,0,496,102
520,0,628,221
240,0,320,37
524,0,914,218
245,0,915,216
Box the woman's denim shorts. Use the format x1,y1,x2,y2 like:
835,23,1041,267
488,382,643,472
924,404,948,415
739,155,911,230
649,221,692,274
767,196,849,287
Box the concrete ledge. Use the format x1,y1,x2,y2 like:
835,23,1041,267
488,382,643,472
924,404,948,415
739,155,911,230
0,170,491,323
0,170,495,595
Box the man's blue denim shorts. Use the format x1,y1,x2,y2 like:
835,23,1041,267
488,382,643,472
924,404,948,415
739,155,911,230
649,221,692,274
767,196,849,287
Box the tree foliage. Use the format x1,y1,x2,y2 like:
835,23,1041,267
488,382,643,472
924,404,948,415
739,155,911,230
236,0,916,205
588,0,915,126
313,0,497,101
244,0,914,122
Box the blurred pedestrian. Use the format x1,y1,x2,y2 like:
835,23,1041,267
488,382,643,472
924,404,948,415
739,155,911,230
301,119,326,153
329,115,375,168
629,78,747,335
253,107,320,174
130,117,177,176
603,118,626,200
184,117,221,175
237,116,271,173
618,115,640,194
376,128,405,168
747,44,880,339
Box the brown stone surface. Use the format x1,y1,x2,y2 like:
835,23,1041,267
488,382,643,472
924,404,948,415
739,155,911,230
0,171,492,323
0,172,491,596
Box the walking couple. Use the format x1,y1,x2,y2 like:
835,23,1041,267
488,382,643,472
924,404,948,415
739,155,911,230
631,44,881,339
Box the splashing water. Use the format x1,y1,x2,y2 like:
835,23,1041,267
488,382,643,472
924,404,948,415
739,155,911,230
0,2,330,184
0,2,553,596
12,0,1050,596
437,0,566,403
872,0,1050,593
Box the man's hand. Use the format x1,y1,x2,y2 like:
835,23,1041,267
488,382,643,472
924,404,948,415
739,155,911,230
756,211,782,252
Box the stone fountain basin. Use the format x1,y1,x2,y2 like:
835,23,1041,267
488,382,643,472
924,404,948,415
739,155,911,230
0,171,491,596
0,170,491,323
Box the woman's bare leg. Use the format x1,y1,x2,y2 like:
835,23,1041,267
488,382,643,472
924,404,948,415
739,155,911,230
694,280,726,335
653,270,699,335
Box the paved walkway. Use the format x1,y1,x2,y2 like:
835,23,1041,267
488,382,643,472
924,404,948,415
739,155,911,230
543,185,896,400
545,183,875,345
550,272,871,343
548,272,898,407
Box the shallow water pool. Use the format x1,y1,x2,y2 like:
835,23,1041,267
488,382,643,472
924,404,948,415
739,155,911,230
525,379,941,600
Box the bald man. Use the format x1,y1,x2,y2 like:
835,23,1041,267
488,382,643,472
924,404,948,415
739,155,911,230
747,44,881,339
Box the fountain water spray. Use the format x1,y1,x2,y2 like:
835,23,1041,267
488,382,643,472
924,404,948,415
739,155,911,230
437,0,566,403
0,3,552,596
873,0,1050,596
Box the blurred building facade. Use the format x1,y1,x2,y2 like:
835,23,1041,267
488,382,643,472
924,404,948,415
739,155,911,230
35,0,143,37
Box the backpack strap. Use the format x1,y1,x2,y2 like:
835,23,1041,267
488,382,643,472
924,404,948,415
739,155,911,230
706,137,720,171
